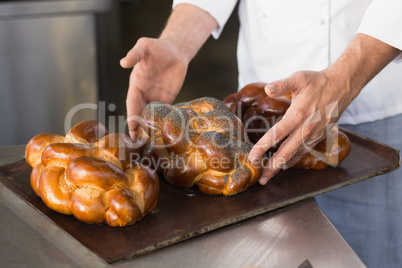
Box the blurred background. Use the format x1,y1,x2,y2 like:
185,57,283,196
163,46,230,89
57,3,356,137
0,0,239,146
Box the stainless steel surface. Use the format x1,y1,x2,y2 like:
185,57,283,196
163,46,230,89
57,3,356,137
0,0,110,17
0,145,366,268
0,0,113,146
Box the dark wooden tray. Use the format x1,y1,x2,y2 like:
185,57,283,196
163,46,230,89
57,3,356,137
0,128,399,264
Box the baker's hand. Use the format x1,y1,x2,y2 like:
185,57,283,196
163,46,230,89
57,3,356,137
249,70,353,185
120,37,189,140
248,34,401,185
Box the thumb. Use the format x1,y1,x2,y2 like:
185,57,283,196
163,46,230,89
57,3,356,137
120,49,142,69
121,38,151,68
265,76,296,98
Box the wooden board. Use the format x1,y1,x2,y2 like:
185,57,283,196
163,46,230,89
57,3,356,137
0,129,399,264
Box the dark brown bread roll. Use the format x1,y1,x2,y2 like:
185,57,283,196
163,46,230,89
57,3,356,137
223,83,351,169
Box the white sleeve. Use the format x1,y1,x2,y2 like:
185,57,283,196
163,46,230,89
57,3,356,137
356,0,402,62
172,0,238,39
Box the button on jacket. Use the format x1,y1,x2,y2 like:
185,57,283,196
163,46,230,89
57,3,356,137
173,0,402,125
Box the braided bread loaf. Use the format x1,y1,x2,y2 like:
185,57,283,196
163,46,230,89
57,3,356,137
223,83,351,169
138,97,263,196
25,121,159,227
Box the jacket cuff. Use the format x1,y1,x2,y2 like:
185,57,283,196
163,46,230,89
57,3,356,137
356,0,402,63
172,0,238,39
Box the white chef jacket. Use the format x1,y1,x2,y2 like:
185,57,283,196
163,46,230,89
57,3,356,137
173,0,402,125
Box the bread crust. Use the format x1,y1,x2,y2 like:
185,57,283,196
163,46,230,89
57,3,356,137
25,121,159,227
140,97,263,196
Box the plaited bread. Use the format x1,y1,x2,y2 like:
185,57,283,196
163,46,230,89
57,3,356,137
25,121,158,227
223,83,351,169
138,97,263,196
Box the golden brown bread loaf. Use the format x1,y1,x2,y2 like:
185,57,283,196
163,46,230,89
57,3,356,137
25,121,159,227
138,97,263,196
223,83,351,169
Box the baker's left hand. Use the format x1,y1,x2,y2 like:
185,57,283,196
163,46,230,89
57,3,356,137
248,70,353,185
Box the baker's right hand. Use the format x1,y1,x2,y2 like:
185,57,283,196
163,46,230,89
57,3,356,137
120,37,189,140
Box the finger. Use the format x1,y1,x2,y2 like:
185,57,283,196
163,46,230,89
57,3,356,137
248,109,298,162
265,75,298,98
258,131,302,185
258,156,282,185
121,38,152,68
120,48,143,69
282,146,309,170
126,79,146,140
283,130,326,169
